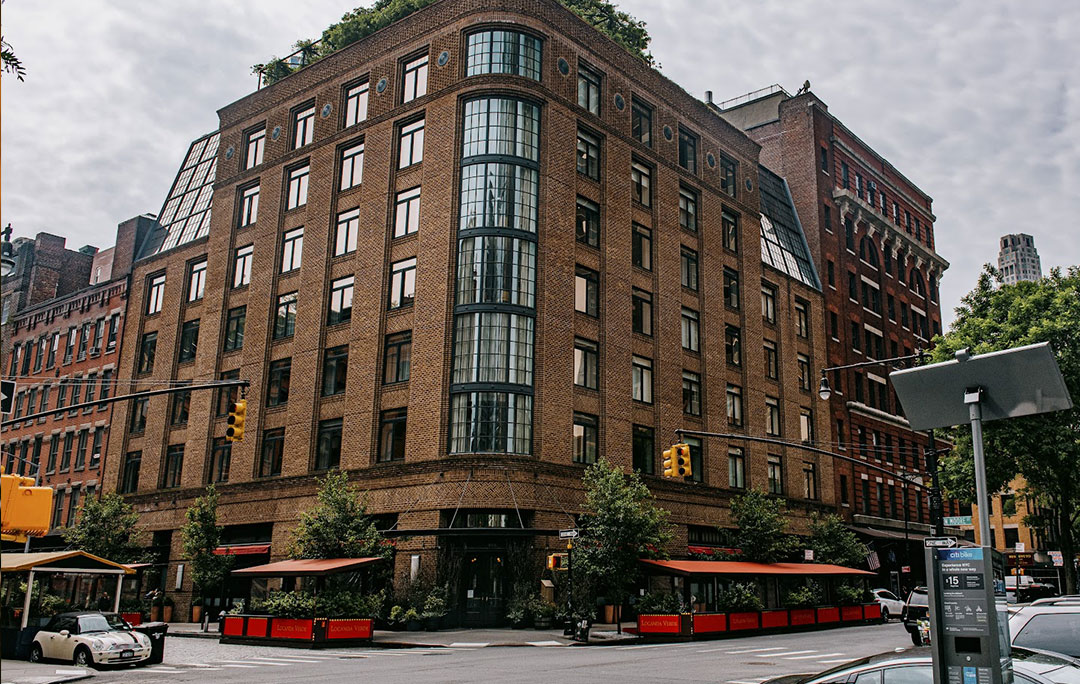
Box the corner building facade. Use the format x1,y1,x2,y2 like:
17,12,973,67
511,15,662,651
105,0,832,624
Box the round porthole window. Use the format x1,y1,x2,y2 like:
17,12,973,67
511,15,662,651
663,125,673,141
321,103,332,118
271,126,282,141
706,152,715,168
614,93,625,111
224,146,235,160
437,50,450,67
376,77,388,94
558,58,569,75
745,178,754,192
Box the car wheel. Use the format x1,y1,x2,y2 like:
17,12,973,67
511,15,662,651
29,643,43,663
73,646,93,667
910,630,923,646
881,607,890,622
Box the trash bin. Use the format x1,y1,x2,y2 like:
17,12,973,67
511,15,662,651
134,622,168,665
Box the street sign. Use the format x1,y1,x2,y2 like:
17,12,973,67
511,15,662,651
804,549,814,562
944,515,973,526
1049,551,1063,567
558,529,579,540
0,380,14,415
924,537,957,548
901,565,911,574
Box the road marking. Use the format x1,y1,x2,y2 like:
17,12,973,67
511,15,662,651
238,658,298,665
756,650,816,657
784,653,844,660
219,664,258,668
528,640,564,647
450,642,488,648
54,670,88,676
251,656,322,663
148,666,182,671
724,647,787,654
218,659,289,666
617,643,670,650
818,659,853,664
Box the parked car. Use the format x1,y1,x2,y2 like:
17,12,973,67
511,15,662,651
1006,575,1058,603
871,588,905,622
761,647,1080,684
901,586,929,645
29,612,152,667
1009,601,1080,658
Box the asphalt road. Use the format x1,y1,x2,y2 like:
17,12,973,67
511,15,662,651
82,622,911,684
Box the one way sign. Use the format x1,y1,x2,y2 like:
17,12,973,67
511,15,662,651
1,380,15,415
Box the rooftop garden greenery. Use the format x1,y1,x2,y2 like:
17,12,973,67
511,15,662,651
253,0,652,87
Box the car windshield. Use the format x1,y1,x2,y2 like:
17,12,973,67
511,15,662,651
907,589,928,607
1013,613,1080,658
78,614,127,633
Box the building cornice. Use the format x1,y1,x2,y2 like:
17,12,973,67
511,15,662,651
833,188,950,276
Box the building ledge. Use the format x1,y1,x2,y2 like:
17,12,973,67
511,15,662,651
846,400,912,429
832,188,949,275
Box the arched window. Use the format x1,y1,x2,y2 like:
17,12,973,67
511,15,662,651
859,236,879,269
910,269,925,298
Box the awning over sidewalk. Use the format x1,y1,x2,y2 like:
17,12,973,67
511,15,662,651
640,559,874,577
214,543,271,556
231,557,383,578
850,526,929,542
1,550,135,575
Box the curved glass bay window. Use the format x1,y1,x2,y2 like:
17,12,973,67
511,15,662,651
466,29,542,81
451,96,540,455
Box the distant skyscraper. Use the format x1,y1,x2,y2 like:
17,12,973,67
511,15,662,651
997,234,1042,284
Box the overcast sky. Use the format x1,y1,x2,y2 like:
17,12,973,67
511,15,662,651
3,1,1077,325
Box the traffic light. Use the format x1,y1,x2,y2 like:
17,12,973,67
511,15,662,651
547,553,568,570
1,467,53,543
662,443,692,478
226,399,247,442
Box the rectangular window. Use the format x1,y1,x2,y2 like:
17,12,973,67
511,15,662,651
170,389,191,426
129,397,148,434
765,396,781,436
76,323,90,360
63,329,76,364
266,358,291,407
830,311,839,339
726,326,741,366
800,408,814,443
187,260,206,302
384,332,412,384
402,54,428,103
59,432,74,471
632,356,653,404
797,354,811,391
574,266,598,316
727,384,743,426
106,314,120,350
768,454,783,494
322,345,348,396
824,205,832,232
845,217,855,251
137,332,157,374
848,272,858,301
680,247,699,291
632,224,651,270
632,289,652,336
839,474,849,505
576,197,600,247
685,437,703,483
239,184,259,227
722,210,739,252
681,308,700,352
274,292,297,339
233,244,253,288
719,154,737,197
679,187,698,232
69,378,82,411
761,282,777,324
286,164,309,210
631,160,651,206
678,127,698,173
378,409,407,462
120,451,141,494
394,187,422,238
216,370,240,417
224,306,246,352
682,371,701,416
723,268,739,308
259,428,285,477
334,208,360,256
841,161,850,189
89,429,102,469
48,332,60,366
632,425,654,474
161,445,184,489
573,338,598,390
74,430,88,470
820,146,829,172
327,276,354,326
856,173,864,199
764,340,779,380
631,97,651,147
344,80,369,127
573,413,598,464
146,274,165,315
244,127,265,169
576,129,600,180
389,258,417,309
728,448,746,489
398,118,425,168
577,63,601,114
177,319,199,363
804,463,818,500
315,418,343,471
281,227,304,273
56,381,67,411
208,438,231,484
340,141,365,190
46,437,59,473
794,299,810,338
293,103,315,149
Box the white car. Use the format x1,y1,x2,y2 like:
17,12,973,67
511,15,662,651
30,612,151,667
871,588,905,621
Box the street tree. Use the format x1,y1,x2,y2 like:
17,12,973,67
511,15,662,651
181,485,233,607
288,469,390,560
931,265,1080,593
573,457,672,627
809,513,868,568
63,493,142,563
729,488,799,563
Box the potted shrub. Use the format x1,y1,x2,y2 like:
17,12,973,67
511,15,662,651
718,582,763,630
388,605,406,631
191,596,203,623
422,588,448,631
403,608,422,631
506,594,532,629
161,595,175,622
533,600,556,630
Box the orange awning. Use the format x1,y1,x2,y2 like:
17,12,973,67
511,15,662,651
214,544,270,556
231,557,383,578
641,559,874,577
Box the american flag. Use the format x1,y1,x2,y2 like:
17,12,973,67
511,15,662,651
866,550,881,571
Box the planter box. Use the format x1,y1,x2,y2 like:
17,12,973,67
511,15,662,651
271,618,314,640
863,603,882,621
840,605,864,622
326,618,372,640
220,615,374,648
121,612,143,626
637,614,682,635
789,608,816,626
816,607,840,623
692,613,727,634
727,612,760,631
761,610,789,629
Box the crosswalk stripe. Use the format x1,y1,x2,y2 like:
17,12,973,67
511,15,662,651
756,650,816,657
219,664,257,668
785,653,844,660
618,643,669,650
527,640,564,647
219,659,289,666
450,642,488,648
251,657,322,663
725,647,786,654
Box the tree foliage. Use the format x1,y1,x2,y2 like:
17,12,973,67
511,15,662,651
63,493,143,563
931,265,1080,593
808,513,867,568
288,470,390,560
181,485,233,599
256,0,653,87
2,1,26,81
573,458,672,615
728,489,800,564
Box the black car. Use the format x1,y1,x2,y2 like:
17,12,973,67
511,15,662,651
901,587,929,646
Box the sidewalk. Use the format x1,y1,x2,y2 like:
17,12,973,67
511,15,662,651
0,660,93,684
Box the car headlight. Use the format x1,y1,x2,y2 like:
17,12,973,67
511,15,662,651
92,639,105,650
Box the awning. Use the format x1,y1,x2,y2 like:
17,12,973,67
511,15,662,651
851,526,928,542
687,545,742,556
123,562,153,570
231,557,384,578
641,559,875,577
214,544,271,556
1,551,135,575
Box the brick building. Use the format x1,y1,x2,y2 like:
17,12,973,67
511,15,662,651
104,0,832,624
717,87,952,585
1,215,153,547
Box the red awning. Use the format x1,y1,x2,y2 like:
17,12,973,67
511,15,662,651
687,546,742,556
641,559,875,577
123,562,153,570
213,544,270,556
231,557,384,578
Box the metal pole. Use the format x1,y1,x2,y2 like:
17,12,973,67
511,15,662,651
968,397,992,548
21,570,35,629
114,575,123,613
927,429,945,536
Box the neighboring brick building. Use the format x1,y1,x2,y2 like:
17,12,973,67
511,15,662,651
997,233,1042,285
1,215,154,548
717,87,953,586
104,0,832,624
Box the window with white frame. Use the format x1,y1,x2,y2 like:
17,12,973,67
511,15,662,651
344,80,369,127
286,164,309,210
632,356,653,404
394,187,421,238
146,274,165,315
401,54,429,103
281,228,304,273
334,208,359,256
389,258,416,309
293,104,315,149
340,141,364,190
188,259,206,302
398,119,425,168
233,245,253,288
239,184,259,227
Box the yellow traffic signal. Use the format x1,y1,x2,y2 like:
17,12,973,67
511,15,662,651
226,399,247,442
1,467,53,543
547,553,568,570
662,447,675,477
662,443,692,478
